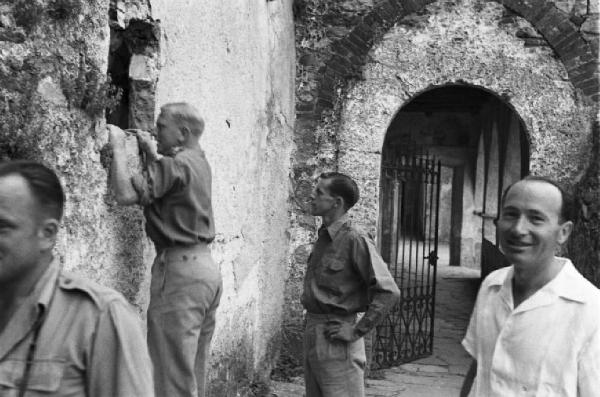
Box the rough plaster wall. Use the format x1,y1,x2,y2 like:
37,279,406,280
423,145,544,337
336,0,594,238
0,0,151,308
150,0,295,392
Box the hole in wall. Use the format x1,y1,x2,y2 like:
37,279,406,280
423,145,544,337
106,28,131,129
106,5,160,130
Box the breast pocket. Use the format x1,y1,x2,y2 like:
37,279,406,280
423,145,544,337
323,256,346,273
0,359,64,395
317,256,347,294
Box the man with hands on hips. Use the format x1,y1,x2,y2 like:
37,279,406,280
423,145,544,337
301,172,400,397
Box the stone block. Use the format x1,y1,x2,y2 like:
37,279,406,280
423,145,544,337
129,54,157,82
581,14,600,34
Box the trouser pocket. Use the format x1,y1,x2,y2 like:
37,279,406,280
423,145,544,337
315,323,347,361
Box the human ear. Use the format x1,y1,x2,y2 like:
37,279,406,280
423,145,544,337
178,126,191,144
38,219,59,251
557,220,573,245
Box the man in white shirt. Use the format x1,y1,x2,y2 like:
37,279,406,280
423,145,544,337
461,176,600,397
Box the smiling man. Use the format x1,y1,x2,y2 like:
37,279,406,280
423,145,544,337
460,176,600,397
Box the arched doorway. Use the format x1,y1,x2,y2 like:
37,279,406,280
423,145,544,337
374,84,529,367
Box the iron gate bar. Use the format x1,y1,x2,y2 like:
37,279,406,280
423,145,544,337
374,151,441,369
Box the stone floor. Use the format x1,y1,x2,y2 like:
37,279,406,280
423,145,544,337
270,245,481,397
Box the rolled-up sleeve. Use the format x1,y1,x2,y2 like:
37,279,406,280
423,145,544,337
354,236,401,336
88,300,154,397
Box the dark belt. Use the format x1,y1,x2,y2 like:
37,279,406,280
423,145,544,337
305,312,357,322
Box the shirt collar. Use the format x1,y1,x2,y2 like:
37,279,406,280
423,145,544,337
489,258,587,311
542,259,587,303
0,258,60,362
37,258,60,310
325,213,350,240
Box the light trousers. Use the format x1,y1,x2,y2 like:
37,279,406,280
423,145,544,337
147,244,222,397
303,313,366,397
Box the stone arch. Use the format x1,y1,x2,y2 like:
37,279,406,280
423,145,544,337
331,0,593,238
305,0,598,120
378,84,530,270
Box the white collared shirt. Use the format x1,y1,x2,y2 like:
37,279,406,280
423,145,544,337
462,258,600,396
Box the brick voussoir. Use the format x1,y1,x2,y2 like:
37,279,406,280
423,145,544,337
347,53,365,68
401,0,429,13
318,89,334,102
536,12,568,42
553,31,584,55
327,55,352,75
341,37,366,57
319,75,336,91
348,32,370,55
296,102,316,113
375,2,399,24
577,77,600,91
567,60,599,77
353,24,376,46
559,42,592,64
563,52,597,72
363,11,384,27
331,41,350,57
582,83,600,97
323,67,342,81
528,2,559,26
386,0,404,14
315,98,334,113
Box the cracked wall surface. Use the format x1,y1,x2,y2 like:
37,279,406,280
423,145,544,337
149,0,295,393
0,0,295,393
281,0,599,376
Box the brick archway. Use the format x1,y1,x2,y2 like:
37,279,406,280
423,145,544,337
306,0,598,119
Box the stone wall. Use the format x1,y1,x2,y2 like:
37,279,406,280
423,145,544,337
0,0,150,302
149,1,295,392
282,0,599,375
0,0,295,394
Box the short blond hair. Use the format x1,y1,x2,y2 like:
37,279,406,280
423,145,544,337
160,102,205,137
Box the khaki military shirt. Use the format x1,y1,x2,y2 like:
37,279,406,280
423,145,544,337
0,261,154,397
134,146,215,250
301,214,400,336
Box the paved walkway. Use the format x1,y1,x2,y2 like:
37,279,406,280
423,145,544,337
270,246,480,397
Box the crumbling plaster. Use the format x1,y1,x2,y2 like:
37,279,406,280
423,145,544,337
337,0,594,236
0,0,150,305
280,0,598,377
0,0,296,393
149,0,295,392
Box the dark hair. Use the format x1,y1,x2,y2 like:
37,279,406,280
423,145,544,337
500,175,575,223
0,160,65,221
319,172,360,210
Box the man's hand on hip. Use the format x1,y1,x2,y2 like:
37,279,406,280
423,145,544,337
324,319,360,342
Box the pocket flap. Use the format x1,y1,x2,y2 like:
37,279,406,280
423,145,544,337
325,257,345,271
0,359,64,392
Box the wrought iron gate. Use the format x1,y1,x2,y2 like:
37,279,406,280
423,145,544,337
373,152,441,368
